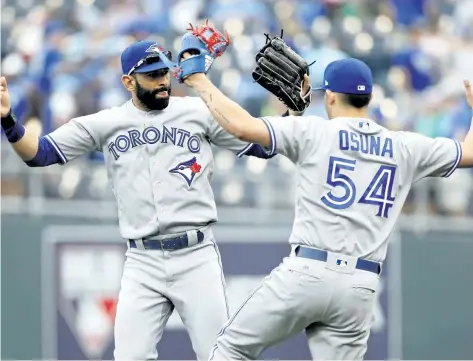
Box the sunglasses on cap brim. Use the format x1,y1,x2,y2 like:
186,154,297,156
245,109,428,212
127,51,172,76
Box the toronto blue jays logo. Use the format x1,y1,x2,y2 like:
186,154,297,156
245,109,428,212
146,43,165,54
169,157,202,187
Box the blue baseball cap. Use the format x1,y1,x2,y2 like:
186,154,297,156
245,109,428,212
314,58,373,95
121,40,172,75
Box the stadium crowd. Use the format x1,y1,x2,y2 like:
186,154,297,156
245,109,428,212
1,0,472,216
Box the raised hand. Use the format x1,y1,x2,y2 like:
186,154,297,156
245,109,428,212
1,77,11,117
186,19,230,58
464,80,473,109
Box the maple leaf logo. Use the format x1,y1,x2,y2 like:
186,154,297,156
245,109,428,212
190,162,201,173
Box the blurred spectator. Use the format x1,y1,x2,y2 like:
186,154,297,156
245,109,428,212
1,0,472,216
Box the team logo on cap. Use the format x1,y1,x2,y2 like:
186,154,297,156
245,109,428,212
146,43,165,54
169,156,202,187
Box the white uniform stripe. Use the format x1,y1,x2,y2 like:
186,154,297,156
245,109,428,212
209,270,276,360
236,143,254,158
444,140,462,178
209,283,265,360
209,238,230,318
44,135,68,164
260,117,277,156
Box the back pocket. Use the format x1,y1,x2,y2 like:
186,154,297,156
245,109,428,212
352,286,376,295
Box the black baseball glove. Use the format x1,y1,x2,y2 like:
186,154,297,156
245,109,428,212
252,32,313,112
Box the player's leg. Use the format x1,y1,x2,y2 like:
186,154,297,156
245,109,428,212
168,238,229,360
209,256,332,360
305,270,379,360
113,248,174,360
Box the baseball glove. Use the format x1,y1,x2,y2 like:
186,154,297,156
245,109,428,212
155,20,230,83
252,31,313,112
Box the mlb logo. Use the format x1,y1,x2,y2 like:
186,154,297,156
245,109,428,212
336,259,348,267
357,85,366,91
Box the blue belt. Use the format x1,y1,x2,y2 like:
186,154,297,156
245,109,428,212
128,230,204,251
295,246,381,274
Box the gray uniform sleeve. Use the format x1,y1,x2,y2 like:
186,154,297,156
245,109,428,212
401,132,462,183
45,113,102,164
261,115,320,163
207,112,256,156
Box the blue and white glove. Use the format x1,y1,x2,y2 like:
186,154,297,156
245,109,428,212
156,20,230,83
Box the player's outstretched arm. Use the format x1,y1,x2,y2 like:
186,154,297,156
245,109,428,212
1,76,97,167
185,73,271,148
0,77,43,162
459,80,473,168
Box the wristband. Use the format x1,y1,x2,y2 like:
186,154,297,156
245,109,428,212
1,109,25,143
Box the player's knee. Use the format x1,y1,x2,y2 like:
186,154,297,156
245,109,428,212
209,344,238,361
209,336,249,360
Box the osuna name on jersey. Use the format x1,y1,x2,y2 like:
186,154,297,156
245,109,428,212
338,128,393,158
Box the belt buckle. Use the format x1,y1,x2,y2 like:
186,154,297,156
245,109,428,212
160,238,166,250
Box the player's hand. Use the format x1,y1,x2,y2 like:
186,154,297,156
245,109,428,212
180,51,207,85
1,77,12,117
302,74,311,98
180,50,199,62
464,79,473,109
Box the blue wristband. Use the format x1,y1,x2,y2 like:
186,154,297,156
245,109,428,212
1,110,25,143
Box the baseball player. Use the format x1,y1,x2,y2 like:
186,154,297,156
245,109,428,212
178,56,473,359
0,38,306,360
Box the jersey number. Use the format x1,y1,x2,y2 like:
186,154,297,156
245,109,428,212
321,156,397,218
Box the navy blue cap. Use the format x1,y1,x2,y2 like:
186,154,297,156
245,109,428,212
121,41,171,75
315,58,373,95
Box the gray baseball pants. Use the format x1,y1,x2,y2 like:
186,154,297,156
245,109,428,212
113,228,229,360
209,247,380,360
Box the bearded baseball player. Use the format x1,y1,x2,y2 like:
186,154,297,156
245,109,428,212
0,25,310,360
155,23,473,360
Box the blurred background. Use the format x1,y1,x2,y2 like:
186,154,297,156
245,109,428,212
1,0,472,360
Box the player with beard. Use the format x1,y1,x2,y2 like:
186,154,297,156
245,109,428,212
0,40,307,360
130,68,172,111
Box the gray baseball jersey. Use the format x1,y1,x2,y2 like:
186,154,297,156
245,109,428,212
47,96,252,239
261,115,461,262
46,96,257,360
209,115,462,361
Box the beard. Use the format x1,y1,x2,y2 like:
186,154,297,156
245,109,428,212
135,81,171,111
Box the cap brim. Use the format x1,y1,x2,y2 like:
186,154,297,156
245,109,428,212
133,62,169,73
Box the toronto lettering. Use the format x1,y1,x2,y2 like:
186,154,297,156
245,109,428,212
108,126,200,160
